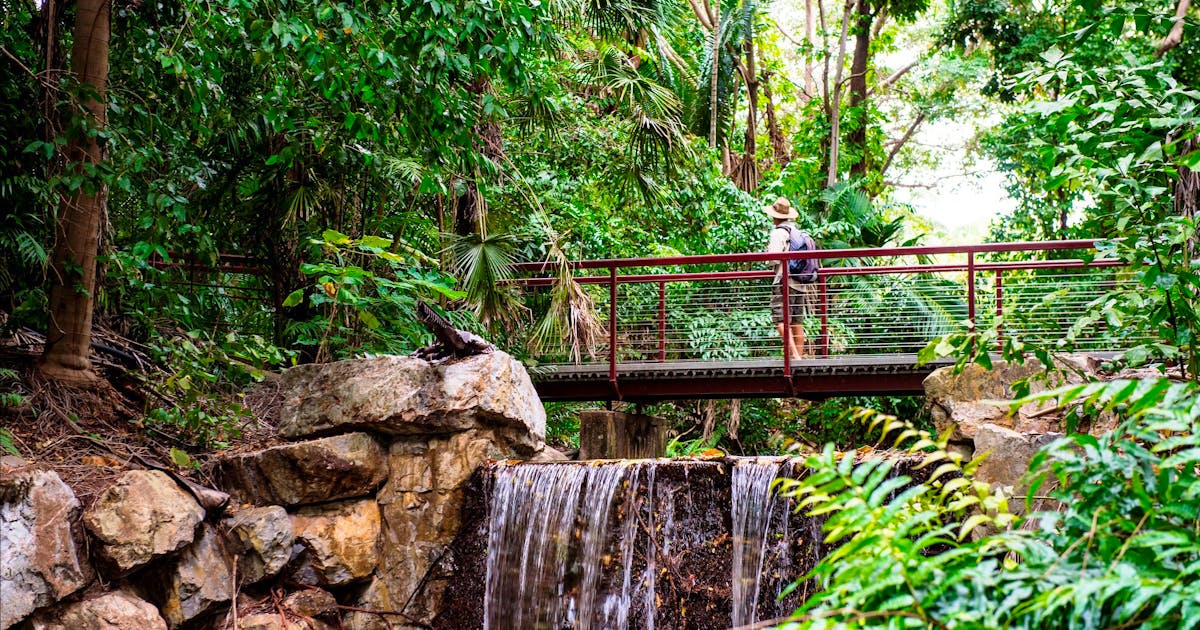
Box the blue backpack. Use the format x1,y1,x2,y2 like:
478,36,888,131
779,225,819,283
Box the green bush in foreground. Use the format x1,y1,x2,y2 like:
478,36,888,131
777,378,1200,630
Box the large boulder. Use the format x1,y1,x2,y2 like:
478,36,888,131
211,433,387,506
341,578,397,630
971,423,1063,515
83,470,204,576
364,430,512,625
971,424,1060,489
275,353,545,453
237,614,334,630
923,361,1075,440
0,466,91,629
152,523,235,629
222,506,294,585
22,591,167,630
290,499,381,587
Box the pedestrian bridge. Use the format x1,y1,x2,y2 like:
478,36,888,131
511,239,1134,402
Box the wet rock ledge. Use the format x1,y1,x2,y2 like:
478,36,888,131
1,351,552,630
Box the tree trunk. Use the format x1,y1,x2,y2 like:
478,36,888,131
1177,136,1199,257
732,35,761,192
454,78,503,236
708,4,721,148
453,179,487,236
39,0,110,385
804,0,818,97
847,0,873,179
826,0,854,187
762,72,789,167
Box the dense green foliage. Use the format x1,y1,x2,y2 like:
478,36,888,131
2,0,973,449
2,0,1200,623
778,380,1200,629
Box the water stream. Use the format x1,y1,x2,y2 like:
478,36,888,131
481,458,806,630
730,458,788,628
484,461,653,630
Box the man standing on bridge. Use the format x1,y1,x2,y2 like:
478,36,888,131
765,197,815,360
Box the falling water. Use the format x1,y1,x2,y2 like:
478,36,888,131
484,462,650,630
730,457,787,628
479,457,814,630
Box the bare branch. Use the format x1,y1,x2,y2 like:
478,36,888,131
688,0,715,31
882,180,936,189
871,6,889,39
1,45,57,91
1156,0,1192,57
827,0,854,187
881,111,926,176
870,59,918,97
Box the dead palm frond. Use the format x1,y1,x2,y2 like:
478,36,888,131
527,217,606,364
528,262,606,364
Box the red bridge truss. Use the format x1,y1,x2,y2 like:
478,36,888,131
511,239,1134,402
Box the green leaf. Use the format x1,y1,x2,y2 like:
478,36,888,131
322,229,351,245
359,235,392,250
282,289,305,308
358,310,382,329
169,447,195,469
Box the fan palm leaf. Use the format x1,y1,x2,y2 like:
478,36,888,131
448,231,526,328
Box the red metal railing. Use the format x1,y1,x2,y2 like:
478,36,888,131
511,239,1138,380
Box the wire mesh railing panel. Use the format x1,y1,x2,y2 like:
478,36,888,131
513,240,1138,371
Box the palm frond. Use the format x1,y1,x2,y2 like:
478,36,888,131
528,262,606,364
379,155,424,186
448,231,526,327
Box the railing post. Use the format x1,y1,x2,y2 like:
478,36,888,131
819,274,829,358
781,259,792,375
967,252,976,354
609,266,618,388
658,280,666,362
995,269,1003,353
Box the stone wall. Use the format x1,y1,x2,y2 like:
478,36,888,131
1,352,552,630
922,354,1138,505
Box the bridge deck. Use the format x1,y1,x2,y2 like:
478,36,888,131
532,354,953,401
514,240,1133,402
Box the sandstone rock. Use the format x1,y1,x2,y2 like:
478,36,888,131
972,423,1060,490
365,430,506,625
212,432,387,506
341,577,398,630
281,589,338,620
23,591,167,630
290,499,380,587
83,470,204,576
222,505,293,585
275,353,545,453
528,446,571,462
154,524,234,628
924,360,1079,440
238,613,334,630
0,468,90,630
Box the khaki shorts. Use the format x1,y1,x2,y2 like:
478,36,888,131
771,281,816,324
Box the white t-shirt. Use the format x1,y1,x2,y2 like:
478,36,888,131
767,222,794,283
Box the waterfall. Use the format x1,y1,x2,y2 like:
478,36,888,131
484,461,650,630
730,457,788,628
478,457,812,630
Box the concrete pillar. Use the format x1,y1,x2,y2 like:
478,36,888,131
578,411,668,460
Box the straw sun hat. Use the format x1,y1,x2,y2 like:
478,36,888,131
764,196,797,220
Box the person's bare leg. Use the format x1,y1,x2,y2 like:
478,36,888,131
777,322,800,360
791,324,807,359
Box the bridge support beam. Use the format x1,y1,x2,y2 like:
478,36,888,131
579,411,668,460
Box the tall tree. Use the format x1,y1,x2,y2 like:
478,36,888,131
39,0,110,385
